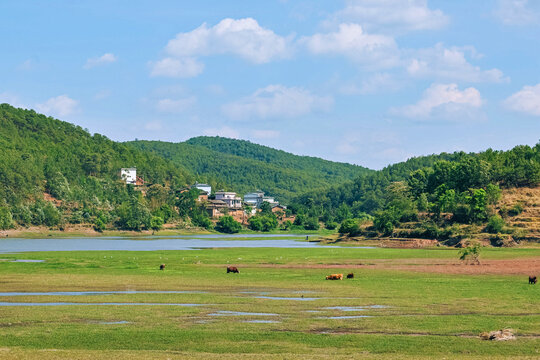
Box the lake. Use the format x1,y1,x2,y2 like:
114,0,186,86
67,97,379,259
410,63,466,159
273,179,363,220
0,234,374,253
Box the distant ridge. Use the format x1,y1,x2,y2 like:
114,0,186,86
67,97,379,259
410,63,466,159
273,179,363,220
127,137,373,202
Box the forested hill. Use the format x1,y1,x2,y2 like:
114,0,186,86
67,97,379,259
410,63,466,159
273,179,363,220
0,104,193,208
292,144,540,240
185,136,371,177
127,138,372,203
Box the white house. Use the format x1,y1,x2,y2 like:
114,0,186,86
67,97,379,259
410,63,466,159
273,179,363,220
120,168,137,185
215,191,242,208
192,182,212,195
244,191,279,208
244,191,265,207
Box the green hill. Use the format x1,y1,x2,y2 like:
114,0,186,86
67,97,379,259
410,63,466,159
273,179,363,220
0,104,194,229
127,137,372,203
292,143,540,244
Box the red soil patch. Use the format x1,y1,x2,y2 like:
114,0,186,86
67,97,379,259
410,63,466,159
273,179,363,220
253,257,540,276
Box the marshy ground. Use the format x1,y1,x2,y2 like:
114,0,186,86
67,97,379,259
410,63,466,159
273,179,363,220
0,241,539,359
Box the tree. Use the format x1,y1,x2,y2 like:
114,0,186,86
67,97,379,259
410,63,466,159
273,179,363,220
338,219,359,236
458,242,481,265
260,201,272,214
146,184,168,210
215,215,242,233
0,207,13,230
150,216,164,234
485,183,502,205
467,188,488,223
304,217,320,230
115,197,151,231
43,202,62,227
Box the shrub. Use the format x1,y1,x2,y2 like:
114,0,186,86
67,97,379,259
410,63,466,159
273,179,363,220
485,215,505,234
508,203,523,216
43,202,62,227
150,216,164,233
458,242,481,264
304,217,320,230
215,215,242,234
338,219,359,235
325,221,338,230
281,220,292,230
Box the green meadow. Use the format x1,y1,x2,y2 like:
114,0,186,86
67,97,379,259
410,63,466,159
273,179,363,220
0,242,539,359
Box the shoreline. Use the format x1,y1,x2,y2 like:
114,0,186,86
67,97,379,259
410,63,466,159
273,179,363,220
0,226,333,239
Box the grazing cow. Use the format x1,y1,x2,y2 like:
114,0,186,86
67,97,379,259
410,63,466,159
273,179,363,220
529,276,537,285
227,266,239,273
159,264,165,271
325,274,343,280
346,273,354,279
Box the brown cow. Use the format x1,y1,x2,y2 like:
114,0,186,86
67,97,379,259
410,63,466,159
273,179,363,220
227,266,239,273
159,264,165,270
529,276,537,285
346,273,354,279
325,274,343,280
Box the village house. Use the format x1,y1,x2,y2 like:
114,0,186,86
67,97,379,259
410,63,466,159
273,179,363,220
244,191,265,207
215,191,242,208
120,168,137,185
191,182,212,196
244,191,279,208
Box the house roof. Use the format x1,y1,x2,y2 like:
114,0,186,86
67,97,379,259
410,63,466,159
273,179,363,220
207,199,227,208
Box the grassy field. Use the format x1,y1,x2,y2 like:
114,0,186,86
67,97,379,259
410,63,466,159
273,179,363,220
0,242,539,359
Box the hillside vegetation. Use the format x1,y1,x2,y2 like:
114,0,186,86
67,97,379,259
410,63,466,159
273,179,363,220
0,104,193,231
292,144,540,244
128,137,372,202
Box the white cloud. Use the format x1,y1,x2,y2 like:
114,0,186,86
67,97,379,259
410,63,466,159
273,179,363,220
165,18,292,64
391,83,483,119
406,43,507,83
156,96,197,113
84,53,117,69
494,0,540,25
222,85,333,120
203,126,240,139
251,130,280,139
150,57,204,78
35,95,79,118
152,18,292,78
302,23,399,68
330,0,449,34
504,83,540,116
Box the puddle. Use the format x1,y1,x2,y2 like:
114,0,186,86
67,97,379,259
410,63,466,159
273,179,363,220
305,310,323,313
208,311,278,317
1,259,45,263
0,291,205,296
89,321,130,325
324,306,367,312
243,320,280,323
0,302,204,307
323,305,388,311
319,315,373,320
255,296,318,301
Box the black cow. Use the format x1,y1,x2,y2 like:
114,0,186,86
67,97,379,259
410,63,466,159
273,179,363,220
529,276,537,285
159,264,165,270
227,266,239,273
346,273,354,279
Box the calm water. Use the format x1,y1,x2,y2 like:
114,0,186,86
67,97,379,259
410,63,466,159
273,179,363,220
0,234,375,253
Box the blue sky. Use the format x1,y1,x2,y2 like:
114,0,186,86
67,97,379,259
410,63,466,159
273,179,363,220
1,0,539,169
